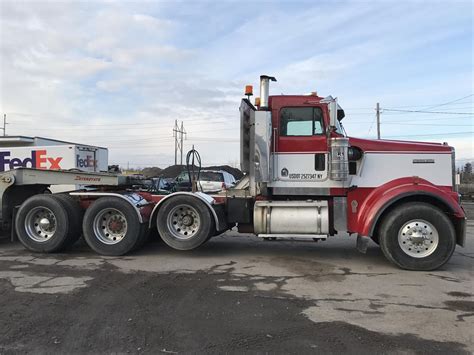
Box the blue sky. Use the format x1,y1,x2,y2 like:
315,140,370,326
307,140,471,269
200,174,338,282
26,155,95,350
0,0,472,168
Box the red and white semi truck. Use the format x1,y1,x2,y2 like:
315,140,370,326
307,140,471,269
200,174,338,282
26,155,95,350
2,76,466,270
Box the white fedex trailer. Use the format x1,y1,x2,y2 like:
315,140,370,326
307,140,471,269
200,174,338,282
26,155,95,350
0,136,108,191
0,145,108,173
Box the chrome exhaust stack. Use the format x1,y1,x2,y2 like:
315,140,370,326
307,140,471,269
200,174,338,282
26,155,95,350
259,75,276,110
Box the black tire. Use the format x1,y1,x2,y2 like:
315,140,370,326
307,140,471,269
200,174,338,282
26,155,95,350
379,202,456,271
82,197,143,256
133,224,150,251
157,195,214,250
54,194,84,247
15,195,70,253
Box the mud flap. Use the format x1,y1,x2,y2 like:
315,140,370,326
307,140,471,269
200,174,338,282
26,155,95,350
356,235,370,254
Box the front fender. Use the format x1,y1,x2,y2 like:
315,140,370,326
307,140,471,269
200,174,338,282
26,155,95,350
347,177,464,237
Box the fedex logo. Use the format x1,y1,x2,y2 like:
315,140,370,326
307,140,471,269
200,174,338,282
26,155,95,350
0,150,63,172
77,155,97,168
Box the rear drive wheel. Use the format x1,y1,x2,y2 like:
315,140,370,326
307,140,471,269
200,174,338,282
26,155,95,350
54,194,84,247
82,197,144,256
379,202,456,270
157,195,214,250
15,195,70,253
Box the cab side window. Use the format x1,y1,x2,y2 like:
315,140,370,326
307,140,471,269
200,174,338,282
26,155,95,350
280,107,324,136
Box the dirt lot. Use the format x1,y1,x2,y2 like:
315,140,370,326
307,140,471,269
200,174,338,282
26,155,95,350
0,204,472,354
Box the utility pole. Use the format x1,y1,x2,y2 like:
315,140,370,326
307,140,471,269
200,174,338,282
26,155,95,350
173,120,186,165
2,114,6,136
376,102,381,139
180,121,185,165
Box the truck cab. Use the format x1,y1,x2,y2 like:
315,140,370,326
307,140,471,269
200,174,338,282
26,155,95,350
235,75,466,270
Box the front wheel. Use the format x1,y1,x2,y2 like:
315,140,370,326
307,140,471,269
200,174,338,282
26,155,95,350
379,202,456,271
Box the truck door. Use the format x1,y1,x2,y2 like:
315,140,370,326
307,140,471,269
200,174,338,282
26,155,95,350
274,106,328,182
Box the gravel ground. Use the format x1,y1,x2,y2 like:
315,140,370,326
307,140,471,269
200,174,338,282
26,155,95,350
0,204,472,354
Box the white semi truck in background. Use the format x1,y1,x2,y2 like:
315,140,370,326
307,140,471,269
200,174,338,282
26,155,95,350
0,77,467,271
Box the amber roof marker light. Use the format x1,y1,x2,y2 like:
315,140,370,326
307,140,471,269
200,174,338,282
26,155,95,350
245,85,253,100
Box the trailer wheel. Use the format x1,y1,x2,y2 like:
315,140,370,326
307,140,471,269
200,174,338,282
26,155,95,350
82,197,144,256
379,202,456,271
157,195,214,250
15,195,70,253
55,194,84,247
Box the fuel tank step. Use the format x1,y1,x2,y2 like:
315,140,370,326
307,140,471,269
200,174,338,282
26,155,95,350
257,234,327,241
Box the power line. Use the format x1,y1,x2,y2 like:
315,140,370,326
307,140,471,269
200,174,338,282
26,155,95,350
381,112,474,117
8,126,237,139
383,109,472,115
422,94,474,111
382,131,473,138
382,103,472,109
106,139,239,147
345,95,473,110
377,94,473,109
388,116,472,124
8,119,231,129
381,123,472,126
346,118,472,124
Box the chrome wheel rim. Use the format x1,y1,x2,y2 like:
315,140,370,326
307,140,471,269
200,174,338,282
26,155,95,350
25,207,57,242
398,219,439,258
93,208,128,245
167,204,200,240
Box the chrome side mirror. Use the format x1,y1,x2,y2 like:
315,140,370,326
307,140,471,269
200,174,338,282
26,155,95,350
329,98,338,129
